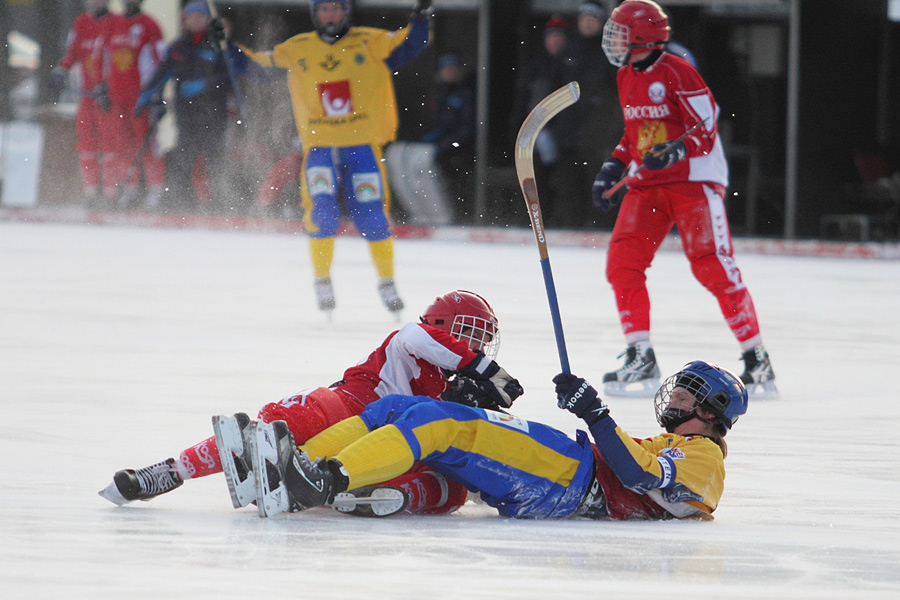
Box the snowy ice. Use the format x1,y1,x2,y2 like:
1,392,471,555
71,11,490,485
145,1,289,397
1,220,899,598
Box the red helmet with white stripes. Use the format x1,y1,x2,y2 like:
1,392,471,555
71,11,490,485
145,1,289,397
421,291,500,359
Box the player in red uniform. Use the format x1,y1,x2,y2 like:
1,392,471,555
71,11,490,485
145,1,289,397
591,1,776,398
96,0,166,209
52,0,113,205
98,290,523,517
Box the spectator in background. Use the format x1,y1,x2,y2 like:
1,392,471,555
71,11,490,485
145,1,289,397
568,0,622,228
50,0,114,206
421,53,476,213
513,17,581,229
134,1,244,211
97,0,166,210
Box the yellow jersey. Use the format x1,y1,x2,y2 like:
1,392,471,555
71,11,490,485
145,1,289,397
242,21,428,148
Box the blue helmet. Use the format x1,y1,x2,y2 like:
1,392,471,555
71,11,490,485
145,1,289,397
654,361,748,434
310,0,352,39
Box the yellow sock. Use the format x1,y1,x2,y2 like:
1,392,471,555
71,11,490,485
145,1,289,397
368,238,394,280
300,416,370,461
309,237,334,280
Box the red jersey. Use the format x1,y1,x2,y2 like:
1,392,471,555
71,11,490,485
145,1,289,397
610,52,728,189
98,12,163,104
60,12,112,90
336,323,479,405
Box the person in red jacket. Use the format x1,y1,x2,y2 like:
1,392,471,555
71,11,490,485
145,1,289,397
51,0,114,205
590,1,776,399
96,0,166,209
98,290,523,517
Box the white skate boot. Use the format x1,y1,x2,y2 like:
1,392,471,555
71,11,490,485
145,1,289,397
314,277,335,313
377,278,404,316
212,413,256,508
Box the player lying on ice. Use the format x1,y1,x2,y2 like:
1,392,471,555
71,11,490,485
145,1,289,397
99,290,523,516
244,360,748,520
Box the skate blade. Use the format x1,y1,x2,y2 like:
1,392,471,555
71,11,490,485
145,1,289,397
212,414,256,509
330,488,409,517
745,380,780,400
603,378,661,398
249,421,291,518
98,480,129,506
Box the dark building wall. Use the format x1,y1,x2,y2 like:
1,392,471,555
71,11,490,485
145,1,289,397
798,0,885,237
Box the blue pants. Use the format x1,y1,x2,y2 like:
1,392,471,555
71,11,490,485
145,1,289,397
360,395,596,519
301,144,392,240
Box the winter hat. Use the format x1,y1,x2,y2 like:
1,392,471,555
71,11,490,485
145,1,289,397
182,0,211,18
578,1,607,20
437,53,463,70
544,17,570,36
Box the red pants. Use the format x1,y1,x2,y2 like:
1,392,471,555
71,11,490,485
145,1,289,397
105,99,166,190
606,182,761,346
74,97,113,190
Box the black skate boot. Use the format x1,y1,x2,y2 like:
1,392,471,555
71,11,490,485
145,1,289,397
98,458,184,506
602,343,662,397
330,484,410,518
740,345,779,399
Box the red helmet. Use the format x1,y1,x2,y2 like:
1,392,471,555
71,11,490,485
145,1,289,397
421,290,500,359
602,0,670,67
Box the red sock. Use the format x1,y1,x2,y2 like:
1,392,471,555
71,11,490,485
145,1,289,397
177,435,222,479
387,468,468,515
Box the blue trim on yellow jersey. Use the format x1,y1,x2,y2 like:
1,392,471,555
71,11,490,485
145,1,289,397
385,17,430,71
588,416,668,493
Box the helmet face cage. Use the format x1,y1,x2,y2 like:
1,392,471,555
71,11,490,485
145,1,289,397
310,0,351,37
655,362,747,432
451,314,499,360
602,19,631,67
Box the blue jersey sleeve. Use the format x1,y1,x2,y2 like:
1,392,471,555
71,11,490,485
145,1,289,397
385,17,430,71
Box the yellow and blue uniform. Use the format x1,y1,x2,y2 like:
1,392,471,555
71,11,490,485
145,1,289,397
241,16,430,266
302,394,726,519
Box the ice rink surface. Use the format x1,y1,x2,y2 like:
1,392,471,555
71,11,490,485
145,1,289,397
2,220,899,599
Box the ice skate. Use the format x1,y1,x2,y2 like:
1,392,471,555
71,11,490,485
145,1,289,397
377,278,404,317
314,277,335,313
248,420,296,517
98,458,183,506
330,485,410,518
740,345,779,399
602,344,661,398
212,412,256,508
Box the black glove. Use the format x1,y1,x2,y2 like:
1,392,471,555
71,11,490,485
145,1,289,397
642,140,687,170
459,352,523,408
209,17,226,43
441,376,522,410
591,157,625,212
411,0,433,18
553,373,609,426
94,82,111,112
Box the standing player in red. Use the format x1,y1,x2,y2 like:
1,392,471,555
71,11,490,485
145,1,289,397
97,0,167,209
98,290,523,517
51,0,113,205
591,1,776,398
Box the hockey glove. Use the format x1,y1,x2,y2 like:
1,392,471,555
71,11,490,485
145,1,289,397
209,18,226,43
642,140,687,171
591,157,626,212
94,82,111,113
459,353,524,409
553,373,609,426
412,0,433,18
442,376,521,410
